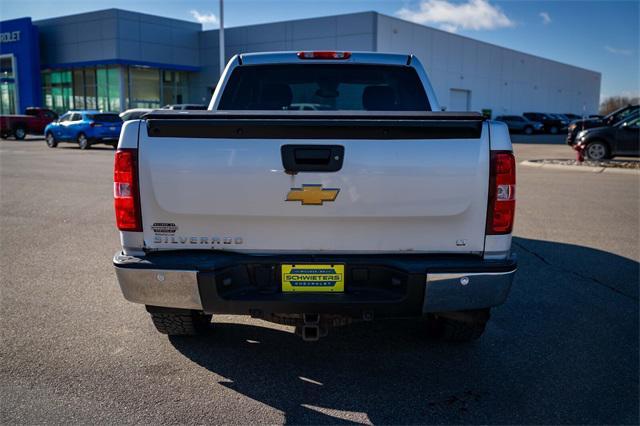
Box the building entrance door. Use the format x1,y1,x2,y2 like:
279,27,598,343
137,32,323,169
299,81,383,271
0,55,17,114
449,88,471,111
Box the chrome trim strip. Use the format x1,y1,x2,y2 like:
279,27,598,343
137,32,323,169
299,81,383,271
114,267,203,310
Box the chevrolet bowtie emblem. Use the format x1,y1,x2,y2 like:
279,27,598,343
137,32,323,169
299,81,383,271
286,185,340,206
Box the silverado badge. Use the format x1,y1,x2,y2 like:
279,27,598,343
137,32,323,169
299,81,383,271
286,184,339,206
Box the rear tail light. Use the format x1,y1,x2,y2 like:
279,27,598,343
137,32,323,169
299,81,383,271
297,51,351,60
114,149,142,231
486,151,516,234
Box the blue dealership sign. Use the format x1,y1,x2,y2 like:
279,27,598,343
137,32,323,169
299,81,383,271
0,17,42,113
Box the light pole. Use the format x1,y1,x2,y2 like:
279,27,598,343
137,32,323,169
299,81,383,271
219,0,225,77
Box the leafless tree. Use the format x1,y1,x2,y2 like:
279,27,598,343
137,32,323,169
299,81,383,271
599,96,639,115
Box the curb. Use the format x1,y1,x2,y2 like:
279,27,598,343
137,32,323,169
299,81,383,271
520,160,640,175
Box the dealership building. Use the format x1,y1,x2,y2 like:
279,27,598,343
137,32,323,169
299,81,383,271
0,9,601,116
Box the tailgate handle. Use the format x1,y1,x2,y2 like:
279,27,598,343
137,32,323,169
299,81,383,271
295,148,331,164
281,145,344,173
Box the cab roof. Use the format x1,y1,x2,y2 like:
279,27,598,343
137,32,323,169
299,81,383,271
238,51,412,66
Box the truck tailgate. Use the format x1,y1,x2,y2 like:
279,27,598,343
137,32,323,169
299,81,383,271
137,112,489,254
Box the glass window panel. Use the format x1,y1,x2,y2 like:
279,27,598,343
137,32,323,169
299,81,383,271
175,71,189,105
162,84,174,106
85,67,96,86
124,67,130,109
97,67,108,112
130,67,160,108
218,64,430,111
107,66,121,112
45,70,74,114
62,71,72,84
0,82,16,114
73,69,85,110
162,70,174,105
0,56,17,114
43,90,53,110
51,86,62,111
0,56,14,78
42,70,51,87
63,85,73,111
85,67,97,110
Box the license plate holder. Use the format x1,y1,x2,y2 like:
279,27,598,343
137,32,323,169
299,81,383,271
281,264,345,293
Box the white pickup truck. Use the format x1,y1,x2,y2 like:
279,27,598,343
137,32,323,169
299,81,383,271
113,51,517,341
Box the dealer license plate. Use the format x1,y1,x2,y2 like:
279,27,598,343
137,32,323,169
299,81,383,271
281,264,345,292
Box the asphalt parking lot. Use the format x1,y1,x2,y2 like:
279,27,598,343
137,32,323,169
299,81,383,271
1,136,638,424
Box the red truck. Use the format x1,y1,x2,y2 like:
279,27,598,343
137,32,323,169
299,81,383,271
0,107,58,140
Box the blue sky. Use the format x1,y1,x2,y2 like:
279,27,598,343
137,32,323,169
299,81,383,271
2,0,638,100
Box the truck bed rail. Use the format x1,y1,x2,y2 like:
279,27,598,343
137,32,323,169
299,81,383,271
144,110,484,140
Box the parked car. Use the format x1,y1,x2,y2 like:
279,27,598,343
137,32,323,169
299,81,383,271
549,114,570,129
522,112,567,134
563,113,582,121
0,107,58,140
44,111,123,149
113,51,517,342
575,115,640,160
120,108,153,121
567,105,639,146
162,104,208,110
552,113,576,123
495,115,543,134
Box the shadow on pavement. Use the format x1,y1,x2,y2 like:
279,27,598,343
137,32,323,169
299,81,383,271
169,237,639,424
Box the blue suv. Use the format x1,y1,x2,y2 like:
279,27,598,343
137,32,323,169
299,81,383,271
44,110,123,150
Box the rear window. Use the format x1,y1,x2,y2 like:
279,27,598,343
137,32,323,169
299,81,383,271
218,64,430,111
88,114,122,123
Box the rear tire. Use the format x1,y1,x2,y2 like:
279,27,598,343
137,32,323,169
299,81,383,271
14,126,26,140
426,309,490,342
77,132,90,150
147,306,212,336
45,132,58,148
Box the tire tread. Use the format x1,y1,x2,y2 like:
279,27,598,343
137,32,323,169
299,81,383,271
149,311,211,336
426,309,490,342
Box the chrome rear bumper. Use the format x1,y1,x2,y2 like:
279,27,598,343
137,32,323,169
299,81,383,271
424,271,515,312
114,265,203,310
114,251,516,315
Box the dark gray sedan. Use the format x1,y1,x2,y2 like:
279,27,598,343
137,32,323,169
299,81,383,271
495,115,543,135
576,115,640,159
